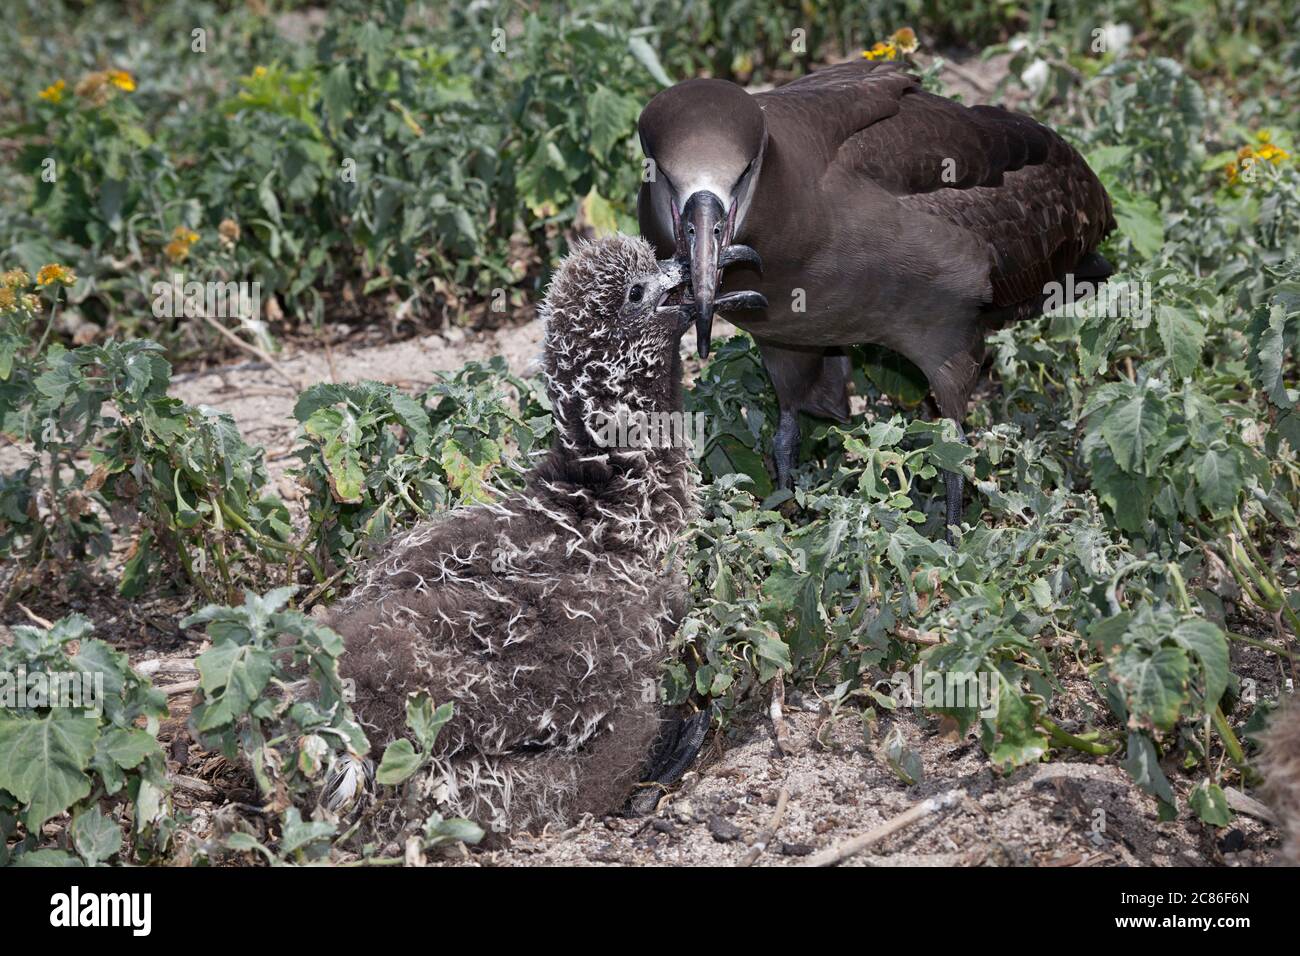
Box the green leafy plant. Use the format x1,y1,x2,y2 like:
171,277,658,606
0,613,171,866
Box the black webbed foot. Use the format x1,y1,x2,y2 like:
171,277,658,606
943,421,967,546
944,469,963,546
627,710,710,816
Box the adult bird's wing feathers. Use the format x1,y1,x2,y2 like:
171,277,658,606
762,60,1115,315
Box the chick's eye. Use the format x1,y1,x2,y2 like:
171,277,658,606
628,284,644,304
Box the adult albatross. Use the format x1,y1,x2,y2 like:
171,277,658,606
637,59,1115,531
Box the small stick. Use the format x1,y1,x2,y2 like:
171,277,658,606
170,773,219,799
324,336,339,384
199,313,301,390
896,627,940,646
770,672,795,756
134,658,199,678
1222,787,1278,825
163,680,200,697
16,603,54,629
802,789,964,867
738,787,790,867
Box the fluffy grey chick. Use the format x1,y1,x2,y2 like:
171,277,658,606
323,235,695,838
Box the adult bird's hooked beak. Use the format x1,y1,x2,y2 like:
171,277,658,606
675,191,766,359
679,191,727,358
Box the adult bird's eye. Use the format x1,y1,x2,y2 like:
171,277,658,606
629,284,644,304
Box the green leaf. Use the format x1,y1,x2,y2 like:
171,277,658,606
376,738,424,785
580,187,620,237
1112,190,1165,259
1155,304,1204,380
224,831,274,862
1193,446,1242,516
405,693,454,753
303,406,365,504
10,848,84,867
97,727,160,770
986,680,1048,770
279,807,335,854
586,84,639,157
627,36,672,86
860,346,928,407
882,724,923,785
1170,618,1229,708
1189,781,1232,826
422,811,485,848
193,642,274,732
322,63,354,132
1102,388,1168,474
1090,450,1152,531
1122,731,1176,810
0,712,99,829
1109,645,1190,733
71,806,122,864
119,529,154,598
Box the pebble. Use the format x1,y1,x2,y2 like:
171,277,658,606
707,814,742,843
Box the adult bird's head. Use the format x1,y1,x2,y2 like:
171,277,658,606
639,78,767,359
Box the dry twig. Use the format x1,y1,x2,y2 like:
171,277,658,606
738,787,790,867
802,789,964,867
199,314,302,390
770,671,796,756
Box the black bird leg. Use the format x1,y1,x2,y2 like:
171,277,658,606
943,421,966,545
628,710,710,816
774,409,800,490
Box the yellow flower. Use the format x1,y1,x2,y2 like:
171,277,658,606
1257,143,1289,163
890,27,919,54
1223,162,1239,185
164,226,200,262
36,263,76,287
253,65,268,78
1256,130,1272,144
1,268,29,288
106,70,136,92
38,80,65,103
862,41,898,61
0,287,15,313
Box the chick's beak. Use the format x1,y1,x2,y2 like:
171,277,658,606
653,257,691,337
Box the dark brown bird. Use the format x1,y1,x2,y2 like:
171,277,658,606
320,236,703,837
638,60,1115,529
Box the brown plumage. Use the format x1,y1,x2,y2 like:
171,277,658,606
1260,699,1300,864
638,60,1116,515
323,236,694,836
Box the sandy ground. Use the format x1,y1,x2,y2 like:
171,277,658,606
452,706,1280,868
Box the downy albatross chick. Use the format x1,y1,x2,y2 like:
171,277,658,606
322,236,698,837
